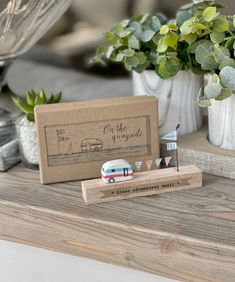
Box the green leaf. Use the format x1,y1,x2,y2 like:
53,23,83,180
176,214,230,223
128,35,140,50
169,24,178,32
157,37,168,53
215,88,232,100
134,52,147,65
195,41,219,70
219,58,235,70
106,46,114,58
164,32,178,48
12,96,33,114
156,57,181,79
151,16,161,32
196,23,208,30
111,23,124,34
39,89,47,104
180,19,193,34
176,10,192,27
211,74,220,83
195,41,213,63
154,13,167,25
115,53,125,62
134,60,150,73
48,93,62,104
152,33,161,45
141,30,155,42
219,66,235,91
160,25,169,35
202,7,217,22
124,62,132,71
183,33,198,44
140,13,149,24
35,95,45,105
210,31,225,44
165,57,181,74
149,51,158,65
197,98,212,107
225,37,234,48
26,90,36,107
119,29,132,38
213,45,230,64
103,32,116,43
130,21,142,39
201,56,219,71
96,45,108,56
157,55,167,64
124,56,139,67
213,17,230,32
26,113,35,122
121,19,130,27
123,49,135,57
204,82,222,99
189,40,207,54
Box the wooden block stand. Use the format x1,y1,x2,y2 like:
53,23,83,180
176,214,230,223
82,165,202,204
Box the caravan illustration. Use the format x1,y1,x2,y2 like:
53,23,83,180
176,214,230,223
101,159,134,184
81,138,103,152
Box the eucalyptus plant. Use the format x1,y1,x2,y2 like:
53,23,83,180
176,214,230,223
12,89,62,122
92,0,235,106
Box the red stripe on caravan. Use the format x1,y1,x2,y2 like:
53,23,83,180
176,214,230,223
101,173,134,178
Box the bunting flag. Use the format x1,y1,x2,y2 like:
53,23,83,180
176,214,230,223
146,160,153,171
155,158,162,168
135,161,142,171
161,130,177,141
167,142,177,151
165,157,172,167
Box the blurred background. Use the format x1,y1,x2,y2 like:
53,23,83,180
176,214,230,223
41,0,235,69
5,0,235,105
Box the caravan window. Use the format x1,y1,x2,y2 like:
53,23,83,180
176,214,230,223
111,169,115,172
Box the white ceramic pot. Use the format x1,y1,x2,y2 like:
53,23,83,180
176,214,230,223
132,70,203,135
208,95,235,150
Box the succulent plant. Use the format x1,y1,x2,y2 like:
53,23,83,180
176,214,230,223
92,0,235,105
12,89,62,122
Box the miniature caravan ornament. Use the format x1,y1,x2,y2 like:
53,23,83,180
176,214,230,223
101,159,134,184
82,125,203,205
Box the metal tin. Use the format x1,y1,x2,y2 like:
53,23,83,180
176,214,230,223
0,110,18,140
0,138,20,171
0,110,20,171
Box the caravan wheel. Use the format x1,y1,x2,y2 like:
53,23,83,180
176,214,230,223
108,178,115,183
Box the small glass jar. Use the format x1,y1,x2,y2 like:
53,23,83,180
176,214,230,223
0,110,20,171
16,116,39,170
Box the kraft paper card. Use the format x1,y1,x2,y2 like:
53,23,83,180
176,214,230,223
35,96,159,184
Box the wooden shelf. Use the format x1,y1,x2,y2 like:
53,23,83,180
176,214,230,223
0,165,235,282
178,126,235,180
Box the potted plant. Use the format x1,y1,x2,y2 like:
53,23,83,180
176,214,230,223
12,90,62,169
91,0,232,135
189,5,235,150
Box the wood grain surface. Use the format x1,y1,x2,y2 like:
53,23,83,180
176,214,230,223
0,165,235,282
178,126,235,180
